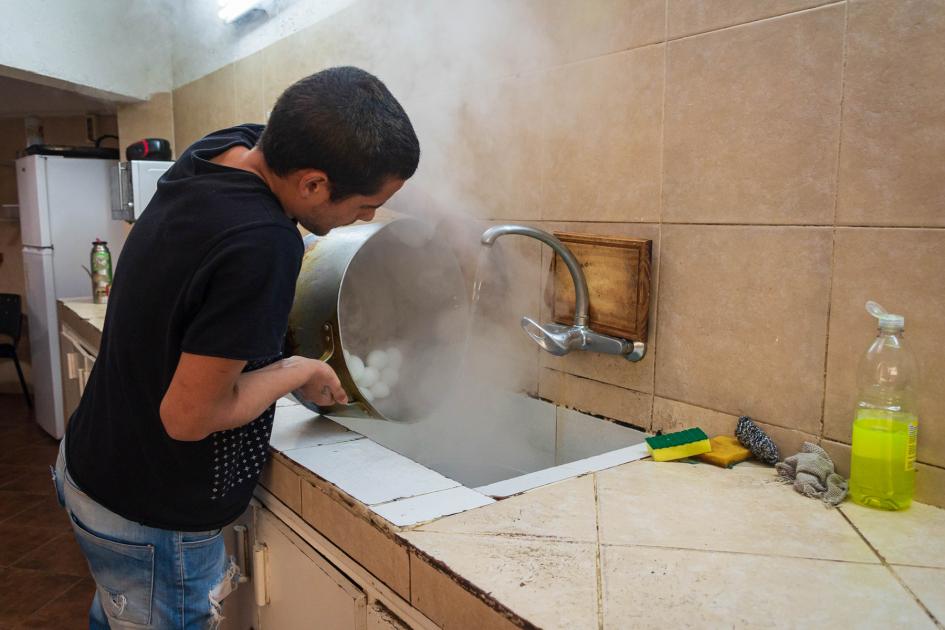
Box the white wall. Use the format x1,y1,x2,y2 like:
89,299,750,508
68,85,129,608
170,0,357,88
0,0,173,100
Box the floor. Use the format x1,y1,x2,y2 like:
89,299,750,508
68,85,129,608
0,395,93,629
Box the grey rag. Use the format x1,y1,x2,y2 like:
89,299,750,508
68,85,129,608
775,442,848,507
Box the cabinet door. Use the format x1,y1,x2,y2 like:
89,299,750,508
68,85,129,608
57,331,82,429
256,507,367,630
220,505,259,630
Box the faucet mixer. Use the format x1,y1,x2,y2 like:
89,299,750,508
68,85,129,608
480,225,646,362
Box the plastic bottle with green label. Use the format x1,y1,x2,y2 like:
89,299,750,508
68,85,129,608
849,301,918,510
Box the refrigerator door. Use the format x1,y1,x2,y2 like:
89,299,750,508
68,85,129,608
15,156,52,248
44,156,129,298
23,247,65,438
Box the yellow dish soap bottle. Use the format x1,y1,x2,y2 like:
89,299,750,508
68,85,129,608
849,301,918,510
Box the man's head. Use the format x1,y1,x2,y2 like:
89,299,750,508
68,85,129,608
260,67,420,235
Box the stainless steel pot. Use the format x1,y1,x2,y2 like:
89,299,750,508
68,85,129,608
286,216,469,421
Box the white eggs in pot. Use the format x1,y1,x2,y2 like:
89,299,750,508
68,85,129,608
366,349,389,370
371,382,391,399
347,355,365,381
359,366,379,389
346,345,406,407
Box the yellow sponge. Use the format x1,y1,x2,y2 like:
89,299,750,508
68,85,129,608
697,435,752,467
645,428,712,462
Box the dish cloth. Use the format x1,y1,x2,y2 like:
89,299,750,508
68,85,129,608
775,442,848,507
735,416,780,464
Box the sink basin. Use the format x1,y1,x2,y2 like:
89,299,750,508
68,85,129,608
329,392,649,492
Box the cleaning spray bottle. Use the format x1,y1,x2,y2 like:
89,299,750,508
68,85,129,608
849,301,918,510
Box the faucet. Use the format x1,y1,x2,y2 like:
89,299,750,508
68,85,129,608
480,225,646,362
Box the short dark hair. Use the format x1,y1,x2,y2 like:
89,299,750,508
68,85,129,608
260,67,420,201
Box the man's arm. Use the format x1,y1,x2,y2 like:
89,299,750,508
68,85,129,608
159,353,347,441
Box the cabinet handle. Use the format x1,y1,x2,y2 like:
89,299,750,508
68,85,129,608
66,352,78,379
233,524,250,583
252,543,270,607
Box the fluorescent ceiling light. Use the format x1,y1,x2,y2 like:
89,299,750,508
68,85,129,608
217,0,268,23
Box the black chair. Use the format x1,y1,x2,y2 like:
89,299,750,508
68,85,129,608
0,293,31,407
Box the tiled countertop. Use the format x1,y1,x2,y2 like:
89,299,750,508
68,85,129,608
59,301,945,629
263,400,945,629
58,297,107,349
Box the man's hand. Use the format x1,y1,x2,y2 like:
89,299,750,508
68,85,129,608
160,354,347,441
296,360,348,407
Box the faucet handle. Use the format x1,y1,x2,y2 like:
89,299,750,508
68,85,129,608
520,317,571,356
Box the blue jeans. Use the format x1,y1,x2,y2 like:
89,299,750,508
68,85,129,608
53,441,240,629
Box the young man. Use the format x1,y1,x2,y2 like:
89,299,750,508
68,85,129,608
53,66,420,629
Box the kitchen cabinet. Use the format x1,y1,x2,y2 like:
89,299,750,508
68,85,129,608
220,505,259,630
58,324,96,429
255,506,367,629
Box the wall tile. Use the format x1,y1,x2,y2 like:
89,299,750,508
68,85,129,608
651,397,818,458
233,51,267,123
916,464,945,510
461,221,543,395
300,479,411,598
446,76,543,221
667,0,836,39
654,226,832,433
536,0,666,63
837,0,945,227
663,5,844,224
823,229,945,468
172,64,237,151
540,45,663,223
117,92,175,157
539,368,652,428
537,221,659,393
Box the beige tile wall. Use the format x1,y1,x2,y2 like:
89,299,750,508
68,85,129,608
159,0,944,506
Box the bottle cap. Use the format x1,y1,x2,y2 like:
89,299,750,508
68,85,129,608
866,300,904,329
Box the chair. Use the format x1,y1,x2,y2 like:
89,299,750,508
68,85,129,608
0,293,31,407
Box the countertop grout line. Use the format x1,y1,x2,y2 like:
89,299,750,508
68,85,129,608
837,507,942,627
404,528,884,567
597,540,881,566
403,529,597,546
593,473,604,630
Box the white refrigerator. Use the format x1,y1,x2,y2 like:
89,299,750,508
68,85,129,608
16,155,130,438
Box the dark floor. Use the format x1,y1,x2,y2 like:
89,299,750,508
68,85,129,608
0,395,94,629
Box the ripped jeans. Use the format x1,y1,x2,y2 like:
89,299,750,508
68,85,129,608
53,441,240,629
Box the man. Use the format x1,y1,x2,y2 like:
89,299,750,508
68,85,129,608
53,66,420,629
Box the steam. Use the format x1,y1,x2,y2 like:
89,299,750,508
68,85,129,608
292,1,567,486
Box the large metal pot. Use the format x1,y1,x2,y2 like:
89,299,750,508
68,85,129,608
286,216,469,421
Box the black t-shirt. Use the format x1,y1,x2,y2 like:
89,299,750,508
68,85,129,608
66,124,304,531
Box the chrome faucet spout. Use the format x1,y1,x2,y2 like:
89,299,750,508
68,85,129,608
480,225,589,328
480,224,647,362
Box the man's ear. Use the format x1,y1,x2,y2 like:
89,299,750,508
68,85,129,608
297,169,331,202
